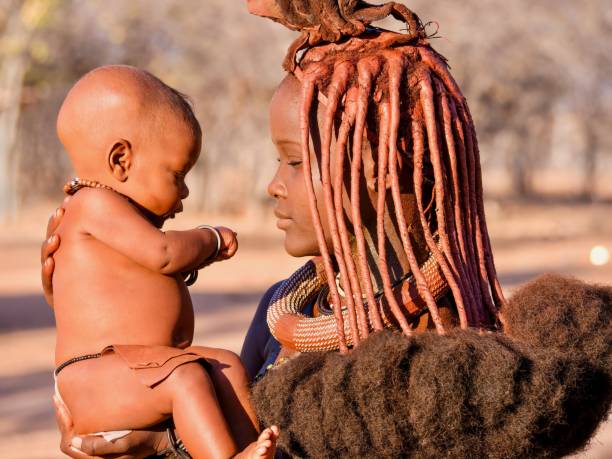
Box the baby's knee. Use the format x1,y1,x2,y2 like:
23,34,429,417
166,362,212,393
187,346,244,371
214,349,243,369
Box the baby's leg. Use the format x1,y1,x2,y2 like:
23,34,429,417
58,353,240,458
186,346,259,448
163,361,239,458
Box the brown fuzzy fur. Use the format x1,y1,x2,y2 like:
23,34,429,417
252,275,611,458
501,274,612,374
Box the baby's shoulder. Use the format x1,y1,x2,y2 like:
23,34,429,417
67,187,133,218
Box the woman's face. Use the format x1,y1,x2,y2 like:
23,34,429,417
267,75,331,257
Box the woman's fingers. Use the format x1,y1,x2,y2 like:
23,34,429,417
54,395,91,459
42,253,55,302
45,206,65,240
53,394,73,435
77,435,129,456
41,200,69,306
41,206,64,306
41,235,59,306
76,429,165,459
41,232,61,264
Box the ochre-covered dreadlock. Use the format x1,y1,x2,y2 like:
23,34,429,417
257,1,507,351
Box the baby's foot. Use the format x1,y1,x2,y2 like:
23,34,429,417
236,426,279,459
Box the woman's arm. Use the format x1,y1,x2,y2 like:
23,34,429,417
240,281,283,381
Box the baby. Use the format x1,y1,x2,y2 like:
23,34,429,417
51,65,277,458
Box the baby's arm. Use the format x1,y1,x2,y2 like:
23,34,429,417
71,188,222,275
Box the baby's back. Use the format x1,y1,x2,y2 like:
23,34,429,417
53,189,194,365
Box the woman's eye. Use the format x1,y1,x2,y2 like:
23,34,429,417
288,160,302,167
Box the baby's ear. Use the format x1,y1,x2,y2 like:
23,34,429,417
108,140,132,182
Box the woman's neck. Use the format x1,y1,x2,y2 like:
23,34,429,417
348,192,429,294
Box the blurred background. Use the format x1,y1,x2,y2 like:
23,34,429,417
0,0,610,457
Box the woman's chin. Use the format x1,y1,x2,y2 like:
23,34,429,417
283,237,320,258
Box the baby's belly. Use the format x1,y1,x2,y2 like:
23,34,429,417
53,242,194,364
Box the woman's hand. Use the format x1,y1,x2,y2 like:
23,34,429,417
41,203,67,307
54,396,169,458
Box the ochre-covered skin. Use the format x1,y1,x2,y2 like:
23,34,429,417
52,66,278,459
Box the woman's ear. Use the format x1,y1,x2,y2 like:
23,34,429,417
107,140,132,182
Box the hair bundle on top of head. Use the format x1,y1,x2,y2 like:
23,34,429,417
293,25,506,349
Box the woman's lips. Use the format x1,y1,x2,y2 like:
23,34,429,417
276,218,292,230
274,209,292,230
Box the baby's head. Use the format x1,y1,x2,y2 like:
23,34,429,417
57,65,201,222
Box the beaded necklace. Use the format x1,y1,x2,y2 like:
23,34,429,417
63,177,115,195
267,250,448,353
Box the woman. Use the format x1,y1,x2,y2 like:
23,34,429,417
42,1,610,458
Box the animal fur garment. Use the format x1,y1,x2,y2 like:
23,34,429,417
252,275,612,458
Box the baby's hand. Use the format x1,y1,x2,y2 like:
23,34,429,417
215,226,238,261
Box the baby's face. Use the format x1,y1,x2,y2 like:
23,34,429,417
128,117,201,224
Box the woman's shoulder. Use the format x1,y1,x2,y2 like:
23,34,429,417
252,280,285,323
240,280,286,381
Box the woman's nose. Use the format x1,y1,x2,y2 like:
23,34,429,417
267,173,287,199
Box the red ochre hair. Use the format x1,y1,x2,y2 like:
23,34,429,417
287,5,506,351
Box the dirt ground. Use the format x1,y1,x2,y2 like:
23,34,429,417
0,201,610,458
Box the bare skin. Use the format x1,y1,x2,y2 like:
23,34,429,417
51,65,277,459
41,73,332,458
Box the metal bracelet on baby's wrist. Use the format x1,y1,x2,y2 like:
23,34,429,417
184,225,222,286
